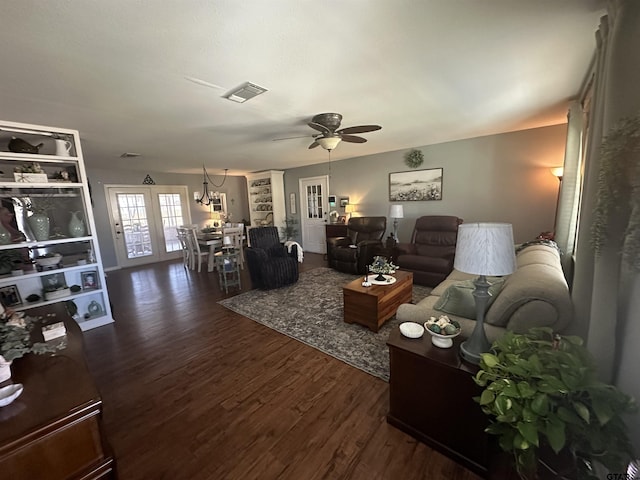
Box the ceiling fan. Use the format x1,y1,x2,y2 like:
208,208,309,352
274,113,382,150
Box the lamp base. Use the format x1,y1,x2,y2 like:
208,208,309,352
458,275,492,365
459,341,483,365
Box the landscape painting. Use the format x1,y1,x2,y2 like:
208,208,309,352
389,168,443,201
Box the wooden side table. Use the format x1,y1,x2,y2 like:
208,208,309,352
387,327,490,478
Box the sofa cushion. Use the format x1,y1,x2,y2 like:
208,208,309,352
396,255,452,274
433,278,505,319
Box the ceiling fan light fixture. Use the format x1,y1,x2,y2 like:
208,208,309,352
224,82,267,103
317,136,341,151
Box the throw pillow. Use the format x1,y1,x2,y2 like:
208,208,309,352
433,278,505,319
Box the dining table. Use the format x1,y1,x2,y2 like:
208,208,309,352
197,233,223,272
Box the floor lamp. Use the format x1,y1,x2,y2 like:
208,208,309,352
454,223,517,364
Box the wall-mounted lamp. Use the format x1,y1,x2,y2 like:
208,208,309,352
551,167,564,181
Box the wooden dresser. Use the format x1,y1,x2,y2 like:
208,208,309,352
0,307,115,479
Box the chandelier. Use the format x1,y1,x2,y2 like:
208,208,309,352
194,166,228,206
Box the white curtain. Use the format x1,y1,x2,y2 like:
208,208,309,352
570,0,640,450
554,100,583,279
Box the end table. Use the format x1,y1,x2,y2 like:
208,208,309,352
387,327,490,477
214,248,241,293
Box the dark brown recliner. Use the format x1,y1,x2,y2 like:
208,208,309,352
327,217,386,274
395,215,463,287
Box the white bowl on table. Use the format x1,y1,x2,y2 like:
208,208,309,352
399,322,425,339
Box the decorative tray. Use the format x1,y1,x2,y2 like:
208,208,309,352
367,274,397,285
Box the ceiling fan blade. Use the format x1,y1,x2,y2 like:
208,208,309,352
272,135,310,141
308,141,320,149
336,125,382,135
340,135,367,143
308,122,331,136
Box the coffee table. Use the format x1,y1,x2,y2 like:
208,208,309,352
343,270,413,332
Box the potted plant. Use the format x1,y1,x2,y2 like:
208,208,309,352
280,216,299,240
474,327,637,480
13,162,48,183
0,250,26,275
1,314,66,382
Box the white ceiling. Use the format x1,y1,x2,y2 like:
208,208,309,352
0,1,604,176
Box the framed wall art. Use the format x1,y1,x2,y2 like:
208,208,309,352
81,270,99,290
0,284,22,307
389,168,443,202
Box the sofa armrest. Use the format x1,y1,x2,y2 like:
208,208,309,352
328,236,353,248
395,242,417,256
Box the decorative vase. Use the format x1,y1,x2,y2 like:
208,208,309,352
0,356,11,383
26,214,50,241
68,211,86,237
0,223,11,245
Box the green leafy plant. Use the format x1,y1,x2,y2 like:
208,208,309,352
591,111,640,270
280,215,299,240
368,256,398,275
474,327,637,480
1,315,66,362
13,162,44,174
0,249,25,275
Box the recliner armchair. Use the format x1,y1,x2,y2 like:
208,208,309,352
245,227,299,289
327,216,386,274
395,215,463,287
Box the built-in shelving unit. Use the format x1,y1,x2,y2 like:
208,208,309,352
246,170,286,234
0,120,114,331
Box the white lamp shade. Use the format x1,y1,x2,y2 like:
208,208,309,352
223,235,232,246
317,136,342,150
389,204,404,219
193,191,201,201
454,223,516,276
345,204,356,213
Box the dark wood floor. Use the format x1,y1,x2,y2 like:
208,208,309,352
81,253,482,480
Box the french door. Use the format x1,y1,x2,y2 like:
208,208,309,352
106,185,191,268
299,175,329,254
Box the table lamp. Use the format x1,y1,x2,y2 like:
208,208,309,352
389,204,404,242
210,212,221,228
344,204,357,220
454,223,516,364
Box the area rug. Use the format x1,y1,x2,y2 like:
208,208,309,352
218,267,432,381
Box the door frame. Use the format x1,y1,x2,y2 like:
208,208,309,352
105,185,191,268
299,175,330,254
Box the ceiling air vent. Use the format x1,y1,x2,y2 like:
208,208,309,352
224,82,268,103
120,152,141,158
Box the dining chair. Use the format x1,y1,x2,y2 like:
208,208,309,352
175,227,191,269
222,226,244,269
183,226,210,272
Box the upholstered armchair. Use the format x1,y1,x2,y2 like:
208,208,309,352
327,217,387,274
395,215,463,287
245,227,299,289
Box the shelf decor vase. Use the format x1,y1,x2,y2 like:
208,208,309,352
0,356,11,383
0,223,11,245
68,211,86,238
27,214,50,241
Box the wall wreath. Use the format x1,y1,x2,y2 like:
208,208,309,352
404,149,424,169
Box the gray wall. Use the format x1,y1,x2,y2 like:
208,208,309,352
283,124,567,245
86,169,248,268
